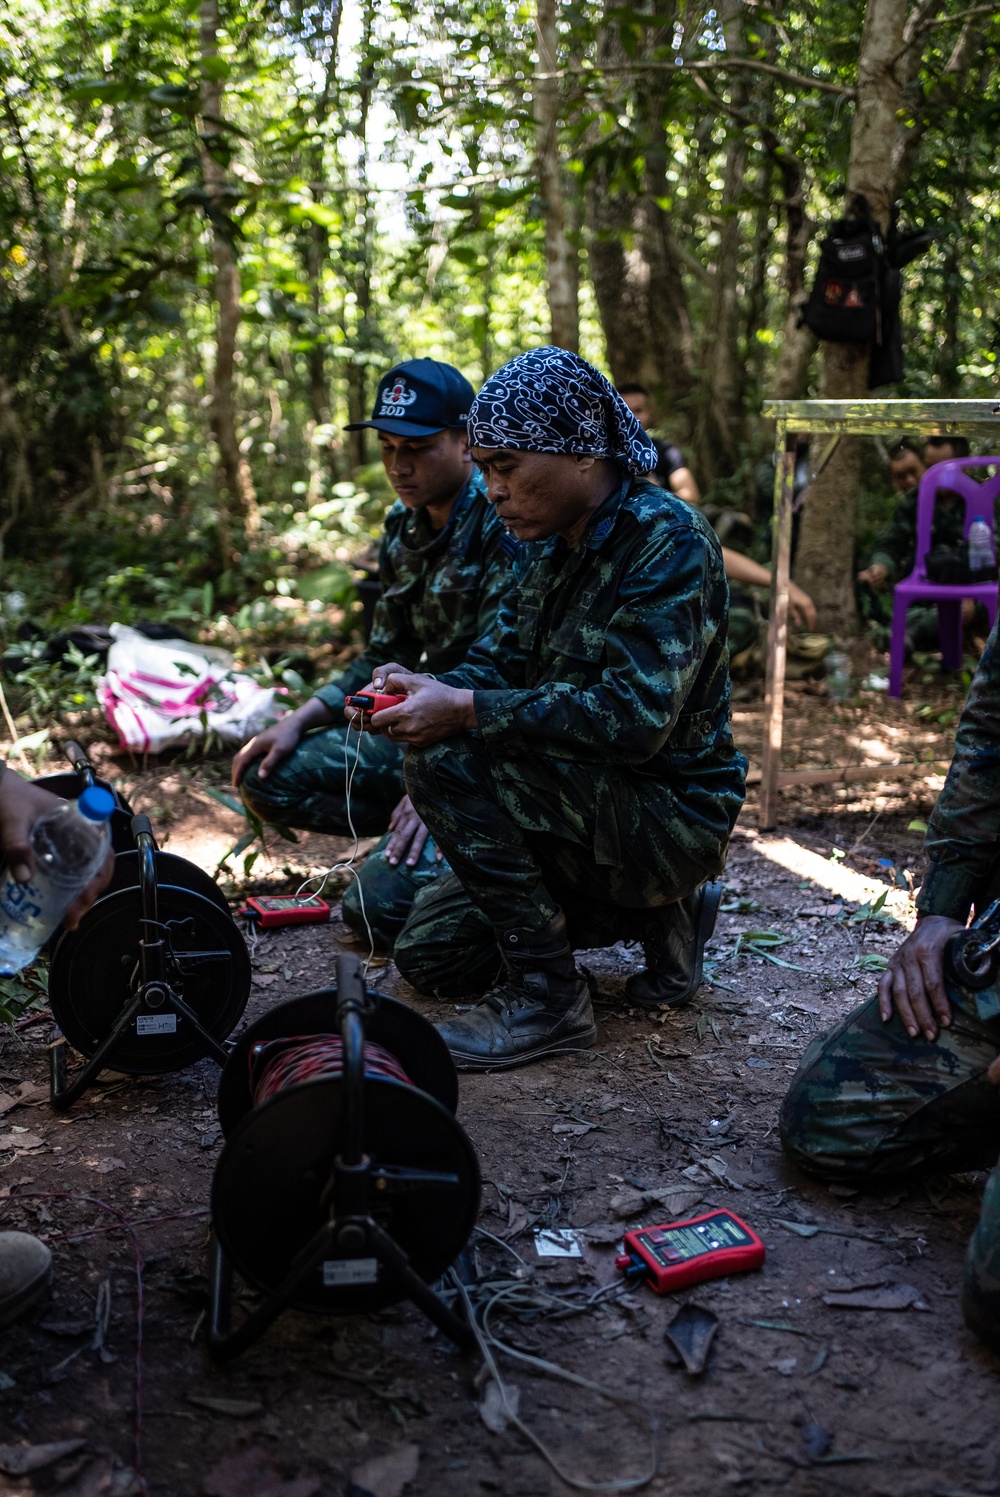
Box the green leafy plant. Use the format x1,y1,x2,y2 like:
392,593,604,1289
733,930,808,971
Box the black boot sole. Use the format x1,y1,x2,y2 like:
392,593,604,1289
447,1021,598,1073
627,880,724,1011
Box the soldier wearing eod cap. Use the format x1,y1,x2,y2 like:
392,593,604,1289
233,359,512,946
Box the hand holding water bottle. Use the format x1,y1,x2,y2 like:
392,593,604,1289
0,768,116,970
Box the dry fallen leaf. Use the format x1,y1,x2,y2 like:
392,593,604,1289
610,1186,703,1220
186,1394,265,1418
501,1200,528,1239
350,1443,420,1497
823,1282,927,1311
0,1440,87,1476
201,1446,320,1497
0,1132,44,1153
478,1379,519,1434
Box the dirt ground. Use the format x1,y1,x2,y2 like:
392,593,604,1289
2,673,999,1497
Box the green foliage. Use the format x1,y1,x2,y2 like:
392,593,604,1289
0,964,49,1026
0,0,998,643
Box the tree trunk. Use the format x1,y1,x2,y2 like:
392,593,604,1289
690,0,750,485
345,0,376,468
586,0,695,418
768,139,817,400
792,0,908,634
199,0,259,552
533,0,579,351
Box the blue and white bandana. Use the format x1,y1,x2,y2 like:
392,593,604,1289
468,346,659,477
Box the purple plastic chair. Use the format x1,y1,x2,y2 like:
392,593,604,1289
888,457,1000,697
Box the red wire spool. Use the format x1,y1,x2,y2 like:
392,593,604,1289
249,1034,414,1102
211,995,480,1319
216,989,458,1137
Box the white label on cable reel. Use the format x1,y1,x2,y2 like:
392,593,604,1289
323,1258,378,1287
136,1014,178,1036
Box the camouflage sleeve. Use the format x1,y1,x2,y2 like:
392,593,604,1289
471,526,515,643
437,584,524,693
868,492,917,583
314,529,423,713
447,522,726,764
918,619,1000,920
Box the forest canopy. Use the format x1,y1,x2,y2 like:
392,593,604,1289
2,0,999,632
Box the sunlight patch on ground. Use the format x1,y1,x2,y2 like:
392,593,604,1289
750,835,916,929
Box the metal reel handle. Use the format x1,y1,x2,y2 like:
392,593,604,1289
131,813,155,843
65,741,96,788
946,929,1000,992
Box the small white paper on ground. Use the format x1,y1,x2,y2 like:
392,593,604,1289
534,1228,582,1258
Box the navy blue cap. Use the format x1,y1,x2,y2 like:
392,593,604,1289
345,359,476,437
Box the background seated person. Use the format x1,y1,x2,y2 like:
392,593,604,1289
615,383,700,505
858,436,978,652
231,359,511,951
723,548,818,662
358,347,747,1070
779,618,1000,1353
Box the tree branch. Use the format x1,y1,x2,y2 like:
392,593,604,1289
538,56,855,98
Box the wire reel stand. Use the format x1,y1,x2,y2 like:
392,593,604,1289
48,812,251,1111
208,953,480,1360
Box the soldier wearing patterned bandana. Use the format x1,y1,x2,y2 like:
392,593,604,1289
233,359,512,949
351,346,747,1070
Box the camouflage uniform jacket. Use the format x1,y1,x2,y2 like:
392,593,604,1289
315,472,508,713
867,485,965,583
918,618,1000,921
439,477,747,843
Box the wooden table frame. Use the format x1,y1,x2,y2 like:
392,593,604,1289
758,398,1000,829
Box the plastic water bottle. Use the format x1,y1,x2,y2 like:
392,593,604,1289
826,650,851,702
0,787,115,974
968,516,995,572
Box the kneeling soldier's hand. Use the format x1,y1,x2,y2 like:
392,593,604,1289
877,915,965,1041
364,666,476,748
385,794,442,868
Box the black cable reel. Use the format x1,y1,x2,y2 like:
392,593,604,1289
208,952,481,1359
946,898,1000,992
44,745,251,1110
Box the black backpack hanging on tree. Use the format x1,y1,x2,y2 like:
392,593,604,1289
802,209,884,347
801,200,932,389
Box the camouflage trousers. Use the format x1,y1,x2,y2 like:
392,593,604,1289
780,986,1000,1352
395,733,725,999
340,831,446,951
239,724,406,836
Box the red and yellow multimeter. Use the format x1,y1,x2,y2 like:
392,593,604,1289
615,1209,765,1294
242,894,332,929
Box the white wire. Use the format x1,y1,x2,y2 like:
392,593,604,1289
294,710,376,976
451,1274,658,1492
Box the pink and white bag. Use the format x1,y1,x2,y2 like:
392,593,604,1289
98,624,286,754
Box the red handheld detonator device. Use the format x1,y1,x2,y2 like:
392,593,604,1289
242,894,332,929
615,1209,765,1294
346,693,407,713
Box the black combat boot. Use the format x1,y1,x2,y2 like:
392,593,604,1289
435,912,596,1071
624,881,723,1010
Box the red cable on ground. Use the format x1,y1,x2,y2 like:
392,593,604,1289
4,1191,150,1496
249,1033,413,1105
